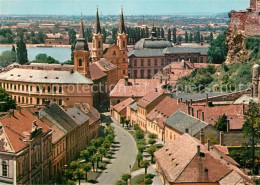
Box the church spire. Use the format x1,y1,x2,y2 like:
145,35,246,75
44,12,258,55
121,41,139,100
118,7,126,34
95,8,101,34
75,16,89,51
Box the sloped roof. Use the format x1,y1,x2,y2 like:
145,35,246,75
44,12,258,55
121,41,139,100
74,103,100,125
89,63,107,81
129,102,137,111
95,58,117,72
163,46,208,55
0,109,51,153
112,98,135,114
165,110,208,136
66,107,89,126
137,91,163,108
154,134,254,184
0,68,93,84
128,49,164,57
134,38,173,50
39,103,78,133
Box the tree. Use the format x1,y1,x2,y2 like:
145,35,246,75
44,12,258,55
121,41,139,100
125,119,130,128
34,53,59,64
209,32,214,42
82,163,91,182
148,133,157,139
136,152,143,167
138,145,146,154
189,32,193,43
73,168,85,185
89,156,97,172
136,130,144,139
195,31,200,43
214,114,228,132
0,50,16,67
16,37,28,64
102,27,107,43
80,150,90,163
71,44,75,62
185,31,188,43
167,28,171,42
120,116,126,127
160,28,164,38
148,139,156,145
36,31,45,43
68,28,76,45
0,88,16,112
11,45,15,52
200,34,204,42
141,161,150,174
242,102,260,175
147,145,156,163
172,28,177,44
207,33,228,64
121,174,131,185
177,35,182,43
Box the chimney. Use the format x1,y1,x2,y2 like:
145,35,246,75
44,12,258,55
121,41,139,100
124,76,129,86
185,128,189,133
200,129,205,145
226,120,230,133
202,112,205,121
207,139,210,151
219,131,223,146
197,145,200,156
70,69,74,74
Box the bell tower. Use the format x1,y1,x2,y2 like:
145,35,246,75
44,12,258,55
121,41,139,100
117,8,128,56
92,8,103,61
74,17,91,78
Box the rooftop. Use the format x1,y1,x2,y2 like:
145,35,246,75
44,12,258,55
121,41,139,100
137,91,164,108
112,98,135,114
66,107,89,126
134,38,173,50
0,68,93,84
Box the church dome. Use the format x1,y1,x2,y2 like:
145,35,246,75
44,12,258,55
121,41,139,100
134,38,173,50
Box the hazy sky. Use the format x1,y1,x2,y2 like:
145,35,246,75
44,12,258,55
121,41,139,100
0,0,249,15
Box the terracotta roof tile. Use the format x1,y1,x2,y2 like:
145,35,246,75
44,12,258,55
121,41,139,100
0,109,51,152
89,63,107,81
137,92,163,108
112,98,135,114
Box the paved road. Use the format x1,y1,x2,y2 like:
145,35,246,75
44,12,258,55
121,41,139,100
95,120,138,185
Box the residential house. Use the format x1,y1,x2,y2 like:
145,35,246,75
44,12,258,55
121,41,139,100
111,98,135,123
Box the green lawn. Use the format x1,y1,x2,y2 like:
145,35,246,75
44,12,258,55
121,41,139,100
131,174,145,185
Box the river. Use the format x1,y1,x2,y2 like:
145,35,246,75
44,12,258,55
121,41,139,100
0,45,71,63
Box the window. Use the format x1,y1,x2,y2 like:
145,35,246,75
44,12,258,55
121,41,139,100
42,98,45,105
113,51,116,55
22,97,24,103
53,86,57,94
161,58,165,66
93,41,95,48
36,86,40,92
37,98,40,105
123,41,126,48
48,86,51,93
134,70,137,78
147,69,151,79
18,84,20,91
134,59,137,67
154,59,157,66
14,85,16,90
78,59,82,67
148,59,151,66
123,70,125,75
154,69,158,74
59,87,62,94
30,98,32,104
42,86,45,93
117,100,120,104
22,85,24,91
30,86,32,91
141,59,144,66
2,161,8,177
26,85,28,91
98,41,101,49
58,99,62,105
140,69,144,78
10,84,12,90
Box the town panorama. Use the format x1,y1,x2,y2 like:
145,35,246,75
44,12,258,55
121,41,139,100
0,0,259,184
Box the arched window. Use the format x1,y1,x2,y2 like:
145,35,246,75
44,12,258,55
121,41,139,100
113,51,116,56
98,41,101,49
2,161,8,177
78,59,82,67
93,41,95,48
123,41,126,48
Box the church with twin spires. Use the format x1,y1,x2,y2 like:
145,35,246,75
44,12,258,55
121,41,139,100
73,8,128,83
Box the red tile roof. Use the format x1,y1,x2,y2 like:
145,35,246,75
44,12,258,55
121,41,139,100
137,92,163,108
112,98,135,114
109,79,165,98
182,104,245,130
154,134,254,184
0,109,51,153
89,63,107,81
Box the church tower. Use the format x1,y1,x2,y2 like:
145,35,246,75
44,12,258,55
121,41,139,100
116,8,128,78
92,8,103,61
74,17,91,78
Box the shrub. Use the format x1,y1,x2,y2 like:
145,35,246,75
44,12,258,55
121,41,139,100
145,174,155,179
148,139,156,145
144,178,153,184
136,130,144,140
148,133,157,139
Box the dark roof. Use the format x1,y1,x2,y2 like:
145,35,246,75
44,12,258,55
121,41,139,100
128,49,164,57
134,38,173,50
165,110,208,136
172,92,228,102
39,103,78,133
66,107,89,126
118,9,126,34
129,102,137,111
95,8,101,34
163,46,208,55
75,17,89,51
